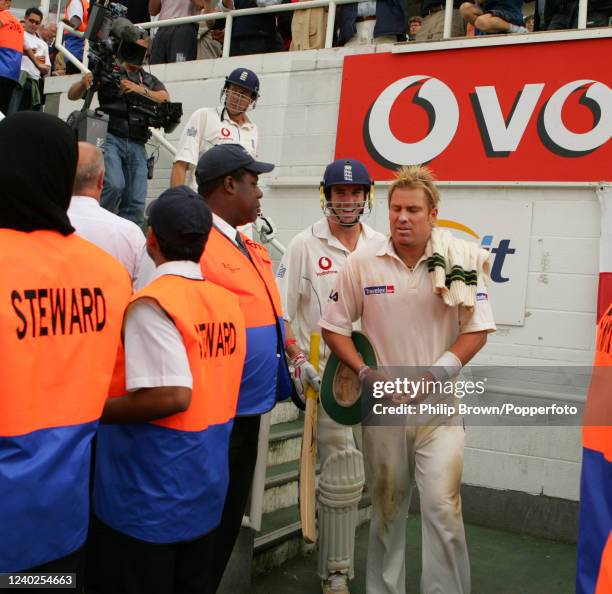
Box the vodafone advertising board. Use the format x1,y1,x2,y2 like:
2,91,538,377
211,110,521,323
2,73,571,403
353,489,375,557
335,40,612,181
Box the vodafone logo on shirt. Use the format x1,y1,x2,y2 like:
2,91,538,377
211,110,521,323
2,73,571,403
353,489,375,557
220,127,232,138
335,39,612,182
317,256,337,276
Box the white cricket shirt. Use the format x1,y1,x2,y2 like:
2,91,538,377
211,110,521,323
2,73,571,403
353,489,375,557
174,106,258,191
68,195,146,283
319,237,496,367
276,217,385,367
124,261,202,391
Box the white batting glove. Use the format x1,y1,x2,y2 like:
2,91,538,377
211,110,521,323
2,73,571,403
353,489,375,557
290,351,321,404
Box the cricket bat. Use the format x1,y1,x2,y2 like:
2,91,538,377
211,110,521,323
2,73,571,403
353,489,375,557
299,332,320,543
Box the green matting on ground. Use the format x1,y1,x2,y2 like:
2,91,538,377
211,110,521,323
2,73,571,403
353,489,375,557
252,517,576,593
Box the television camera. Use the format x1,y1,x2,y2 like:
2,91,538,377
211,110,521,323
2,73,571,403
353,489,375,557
67,1,182,147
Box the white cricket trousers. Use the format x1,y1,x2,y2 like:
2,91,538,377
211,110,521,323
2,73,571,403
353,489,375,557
363,423,470,594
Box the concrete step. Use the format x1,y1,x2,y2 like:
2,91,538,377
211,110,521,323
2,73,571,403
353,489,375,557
267,418,303,467
270,401,300,425
263,459,322,514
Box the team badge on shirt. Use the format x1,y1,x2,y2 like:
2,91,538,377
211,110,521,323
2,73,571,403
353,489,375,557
276,263,287,278
186,127,197,137
476,292,488,301
364,285,395,295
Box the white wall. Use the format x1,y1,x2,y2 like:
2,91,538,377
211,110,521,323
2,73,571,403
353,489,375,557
46,43,600,501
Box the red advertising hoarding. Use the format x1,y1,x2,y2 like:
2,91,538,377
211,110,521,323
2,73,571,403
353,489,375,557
334,39,612,181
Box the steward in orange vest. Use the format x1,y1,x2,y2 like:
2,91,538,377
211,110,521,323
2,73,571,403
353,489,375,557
0,4,23,113
195,143,294,592
577,301,612,594
63,0,89,71
91,186,246,594
0,113,132,587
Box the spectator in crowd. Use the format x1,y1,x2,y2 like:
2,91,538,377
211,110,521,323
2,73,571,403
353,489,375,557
408,14,422,38
67,35,169,228
171,67,259,191
289,5,327,50
460,0,527,33
416,0,466,39
39,20,58,68
149,0,216,64
524,12,534,29
63,0,88,74
0,0,23,115
8,7,49,114
196,0,225,59
68,142,146,284
335,0,406,46
416,0,465,41
537,0,612,29
229,0,284,55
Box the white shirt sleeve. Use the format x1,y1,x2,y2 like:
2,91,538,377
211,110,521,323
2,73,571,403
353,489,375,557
276,239,302,324
124,226,146,284
319,257,363,337
67,0,84,22
174,109,208,166
23,33,35,51
459,275,497,334
124,298,192,391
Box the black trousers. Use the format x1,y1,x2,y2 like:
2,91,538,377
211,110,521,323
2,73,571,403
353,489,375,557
20,547,85,593
0,76,16,115
229,35,283,56
150,24,198,64
89,515,216,594
208,415,261,592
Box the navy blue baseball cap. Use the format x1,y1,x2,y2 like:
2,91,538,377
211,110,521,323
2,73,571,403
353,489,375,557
225,68,260,96
146,185,212,244
322,159,371,189
196,143,275,186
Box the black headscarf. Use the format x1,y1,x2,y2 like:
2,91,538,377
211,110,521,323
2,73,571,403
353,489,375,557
0,112,77,235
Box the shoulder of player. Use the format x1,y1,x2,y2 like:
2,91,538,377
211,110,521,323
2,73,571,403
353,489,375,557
285,225,316,251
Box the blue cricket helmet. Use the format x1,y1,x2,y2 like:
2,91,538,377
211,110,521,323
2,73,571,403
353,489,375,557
225,68,260,97
321,158,371,189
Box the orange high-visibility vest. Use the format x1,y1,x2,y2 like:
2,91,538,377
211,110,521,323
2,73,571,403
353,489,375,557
577,302,612,594
64,0,89,31
0,229,131,573
0,9,24,82
200,227,293,415
94,273,247,544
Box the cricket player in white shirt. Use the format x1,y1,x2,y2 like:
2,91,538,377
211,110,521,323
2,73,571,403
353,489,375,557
320,165,496,594
170,68,260,191
276,158,386,594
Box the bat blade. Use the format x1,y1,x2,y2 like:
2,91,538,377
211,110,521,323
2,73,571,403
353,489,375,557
299,332,320,543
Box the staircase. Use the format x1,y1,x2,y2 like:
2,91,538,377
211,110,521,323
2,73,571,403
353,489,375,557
253,402,372,577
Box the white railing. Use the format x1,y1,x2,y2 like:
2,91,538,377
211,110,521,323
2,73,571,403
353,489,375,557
53,0,593,63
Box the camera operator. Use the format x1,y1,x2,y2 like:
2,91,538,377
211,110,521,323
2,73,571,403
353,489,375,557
67,35,169,228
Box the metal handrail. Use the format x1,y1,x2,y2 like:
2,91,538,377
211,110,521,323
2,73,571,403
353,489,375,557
54,0,593,68
135,0,369,57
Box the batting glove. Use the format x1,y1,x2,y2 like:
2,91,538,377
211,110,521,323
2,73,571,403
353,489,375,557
290,351,321,404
